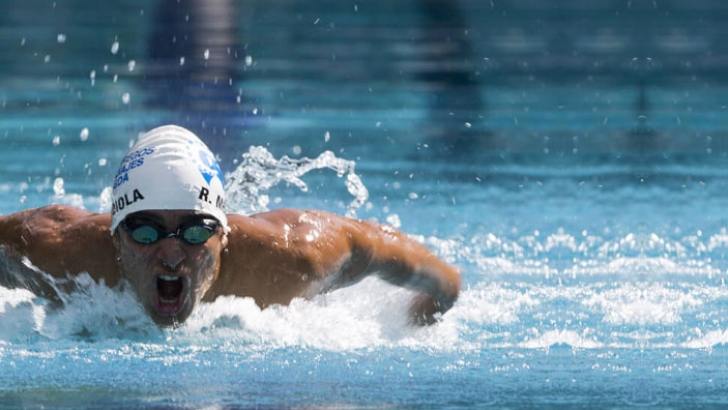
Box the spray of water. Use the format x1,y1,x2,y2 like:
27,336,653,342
223,146,369,217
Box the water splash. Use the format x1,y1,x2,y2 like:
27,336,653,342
223,146,368,217
3,145,728,351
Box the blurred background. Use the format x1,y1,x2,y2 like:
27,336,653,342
3,0,728,162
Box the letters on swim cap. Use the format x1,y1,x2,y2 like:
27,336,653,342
110,125,228,233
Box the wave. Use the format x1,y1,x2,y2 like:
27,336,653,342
1,272,727,350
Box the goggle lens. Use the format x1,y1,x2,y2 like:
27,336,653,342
131,225,159,244
182,225,216,244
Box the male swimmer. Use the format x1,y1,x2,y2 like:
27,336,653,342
0,125,460,326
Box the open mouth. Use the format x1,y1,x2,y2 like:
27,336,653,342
155,275,186,316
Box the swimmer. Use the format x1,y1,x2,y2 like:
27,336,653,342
0,125,460,327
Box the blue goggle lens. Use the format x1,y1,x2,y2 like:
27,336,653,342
181,225,216,244
130,225,159,244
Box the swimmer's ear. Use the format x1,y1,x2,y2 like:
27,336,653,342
220,231,229,250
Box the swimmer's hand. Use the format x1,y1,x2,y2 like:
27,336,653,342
408,293,450,326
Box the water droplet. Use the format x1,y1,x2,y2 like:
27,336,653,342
385,214,401,228
121,92,130,104
203,49,210,60
44,55,51,63
236,95,241,104
89,70,96,86
98,158,108,166
408,192,418,200
20,37,26,46
464,122,472,128
56,33,66,43
179,56,185,66
324,131,331,142
252,107,258,115
245,55,253,66
53,177,65,196
292,145,302,155
127,60,136,71
52,135,61,146
79,128,89,141
110,40,119,54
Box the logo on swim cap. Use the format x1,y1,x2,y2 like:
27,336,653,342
197,148,224,185
110,125,228,233
113,147,156,189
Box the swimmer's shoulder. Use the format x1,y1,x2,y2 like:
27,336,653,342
225,208,356,246
0,205,77,249
216,209,338,304
1,205,109,243
224,208,369,270
0,205,117,280
223,208,349,273
226,209,304,239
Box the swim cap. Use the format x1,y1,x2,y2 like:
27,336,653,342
110,125,228,233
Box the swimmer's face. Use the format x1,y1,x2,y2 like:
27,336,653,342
113,210,227,327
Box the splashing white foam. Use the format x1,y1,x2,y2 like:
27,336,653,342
446,283,539,325
38,274,157,340
682,329,728,349
0,287,46,340
179,277,421,350
583,283,703,325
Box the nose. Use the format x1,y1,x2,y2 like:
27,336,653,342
157,238,186,271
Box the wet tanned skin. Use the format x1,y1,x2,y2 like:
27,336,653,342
0,205,461,326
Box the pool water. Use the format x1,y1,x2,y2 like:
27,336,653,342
1,0,728,408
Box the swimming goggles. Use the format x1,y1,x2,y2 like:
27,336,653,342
121,216,220,245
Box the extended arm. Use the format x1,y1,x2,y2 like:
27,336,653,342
349,219,461,324
276,210,460,324
218,209,461,324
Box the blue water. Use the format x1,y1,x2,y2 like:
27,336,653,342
2,0,728,408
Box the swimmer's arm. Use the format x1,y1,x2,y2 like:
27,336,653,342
0,206,119,291
341,219,461,325
225,209,460,324
0,211,64,303
0,210,29,254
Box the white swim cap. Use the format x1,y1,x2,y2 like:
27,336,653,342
110,125,228,233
